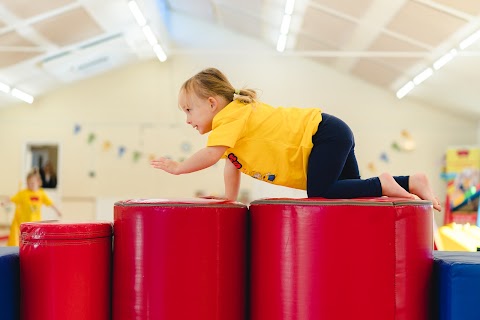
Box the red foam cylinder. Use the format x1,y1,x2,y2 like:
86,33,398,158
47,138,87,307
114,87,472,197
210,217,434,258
19,221,113,320
113,198,248,320
249,197,433,320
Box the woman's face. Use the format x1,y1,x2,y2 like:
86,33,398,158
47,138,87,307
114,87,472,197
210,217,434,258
178,89,216,135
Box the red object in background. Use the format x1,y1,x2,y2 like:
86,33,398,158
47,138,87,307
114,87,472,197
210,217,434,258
19,221,113,320
113,198,248,320
443,194,479,225
443,194,454,225
249,197,433,320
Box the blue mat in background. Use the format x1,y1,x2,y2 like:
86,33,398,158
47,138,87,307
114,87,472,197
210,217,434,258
0,247,20,320
433,251,480,320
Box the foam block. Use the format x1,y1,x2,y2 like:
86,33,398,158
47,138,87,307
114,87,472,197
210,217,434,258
433,251,480,320
0,247,20,320
113,198,248,320
249,197,433,320
20,221,113,320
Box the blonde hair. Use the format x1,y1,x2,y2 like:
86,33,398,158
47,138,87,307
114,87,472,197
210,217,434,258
181,68,257,104
27,168,42,184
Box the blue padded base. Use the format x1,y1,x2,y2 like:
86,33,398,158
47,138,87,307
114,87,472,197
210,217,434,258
0,247,20,320
433,251,480,320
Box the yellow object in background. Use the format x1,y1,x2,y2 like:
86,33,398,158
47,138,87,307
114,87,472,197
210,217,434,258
446,147,480,209
446,147,480,175
438,223,480,252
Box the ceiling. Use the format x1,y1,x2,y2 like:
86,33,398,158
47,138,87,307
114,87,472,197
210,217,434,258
1,0,480,119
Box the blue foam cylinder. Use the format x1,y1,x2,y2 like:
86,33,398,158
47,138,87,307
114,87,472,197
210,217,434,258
433,251,480,320
0,247,20,320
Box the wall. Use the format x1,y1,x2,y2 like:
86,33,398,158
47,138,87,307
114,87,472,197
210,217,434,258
0,53,477,223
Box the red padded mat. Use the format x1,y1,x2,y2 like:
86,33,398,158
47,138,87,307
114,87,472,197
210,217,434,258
249,197,433,320
20,221,113,320
113,198,248,320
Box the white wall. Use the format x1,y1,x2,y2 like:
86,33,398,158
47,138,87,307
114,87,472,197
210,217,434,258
0,53,477,223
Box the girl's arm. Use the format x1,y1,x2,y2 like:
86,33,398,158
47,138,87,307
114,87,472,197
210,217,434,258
224,159,241,201
151,146,228,175
0,196,11,207
50,204,62,217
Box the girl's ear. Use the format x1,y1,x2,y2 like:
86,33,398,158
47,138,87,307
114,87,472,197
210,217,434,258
208,97,218,112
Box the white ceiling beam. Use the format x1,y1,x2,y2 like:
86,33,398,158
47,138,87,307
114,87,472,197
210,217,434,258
0,46,46,52
166,48,480,57
412,0,474,21
0,2,82,55
333,0,409,71
300,0,432,63
0,2,81,36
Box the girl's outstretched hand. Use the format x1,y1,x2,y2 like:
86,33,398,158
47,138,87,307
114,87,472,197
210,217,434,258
0,196,9,207
150,157,181,175
198,195,229,201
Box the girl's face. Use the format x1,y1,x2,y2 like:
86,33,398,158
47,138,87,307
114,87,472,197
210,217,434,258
27,176,41,191
178,89,217,135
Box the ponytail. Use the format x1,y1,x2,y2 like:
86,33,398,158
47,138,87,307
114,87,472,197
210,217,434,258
182,68,257,104
232,88,256,104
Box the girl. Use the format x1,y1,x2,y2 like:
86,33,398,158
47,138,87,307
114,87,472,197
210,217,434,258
150,68,441,211
1,169,62,246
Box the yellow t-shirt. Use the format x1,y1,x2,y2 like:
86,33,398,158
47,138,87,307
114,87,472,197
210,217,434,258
207,100,322,190
10,188,53,224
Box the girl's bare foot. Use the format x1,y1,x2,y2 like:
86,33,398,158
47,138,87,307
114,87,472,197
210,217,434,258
409,173,442,212
379,172,416,199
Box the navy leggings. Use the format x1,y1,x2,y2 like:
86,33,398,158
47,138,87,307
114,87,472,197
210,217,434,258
307,113,409,198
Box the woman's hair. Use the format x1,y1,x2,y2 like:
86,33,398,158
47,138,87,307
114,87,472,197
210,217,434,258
181,68,257,104
44,162,55,174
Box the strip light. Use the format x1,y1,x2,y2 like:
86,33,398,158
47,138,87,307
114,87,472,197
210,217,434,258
142,25,158,46
433,49,457,70
0,82,10,94
276,0,296,52
413,68,433,85
11,89,34,104
127,0,147,27
396,81,414,99
128,0,167,62
396,29,480,99
0,82,34,104
153,44,167,62
276,34,287,52
284,0,295,14
459,29,480,50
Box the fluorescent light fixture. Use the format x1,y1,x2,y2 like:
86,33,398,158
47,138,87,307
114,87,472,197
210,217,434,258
276,34,287,52
393,29,480,99
280,14,291,35
127,1,167,62
459,29,480,50
128,0,147,27
433,49,458,70
142,25,158,46
276,0,295,52
396,81,415,99
413,68,433,85
0,82,10,93
153,44,167,62
11,88,34,104
285,0,295,14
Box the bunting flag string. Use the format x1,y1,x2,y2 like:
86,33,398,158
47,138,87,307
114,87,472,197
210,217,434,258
71,123,197,166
